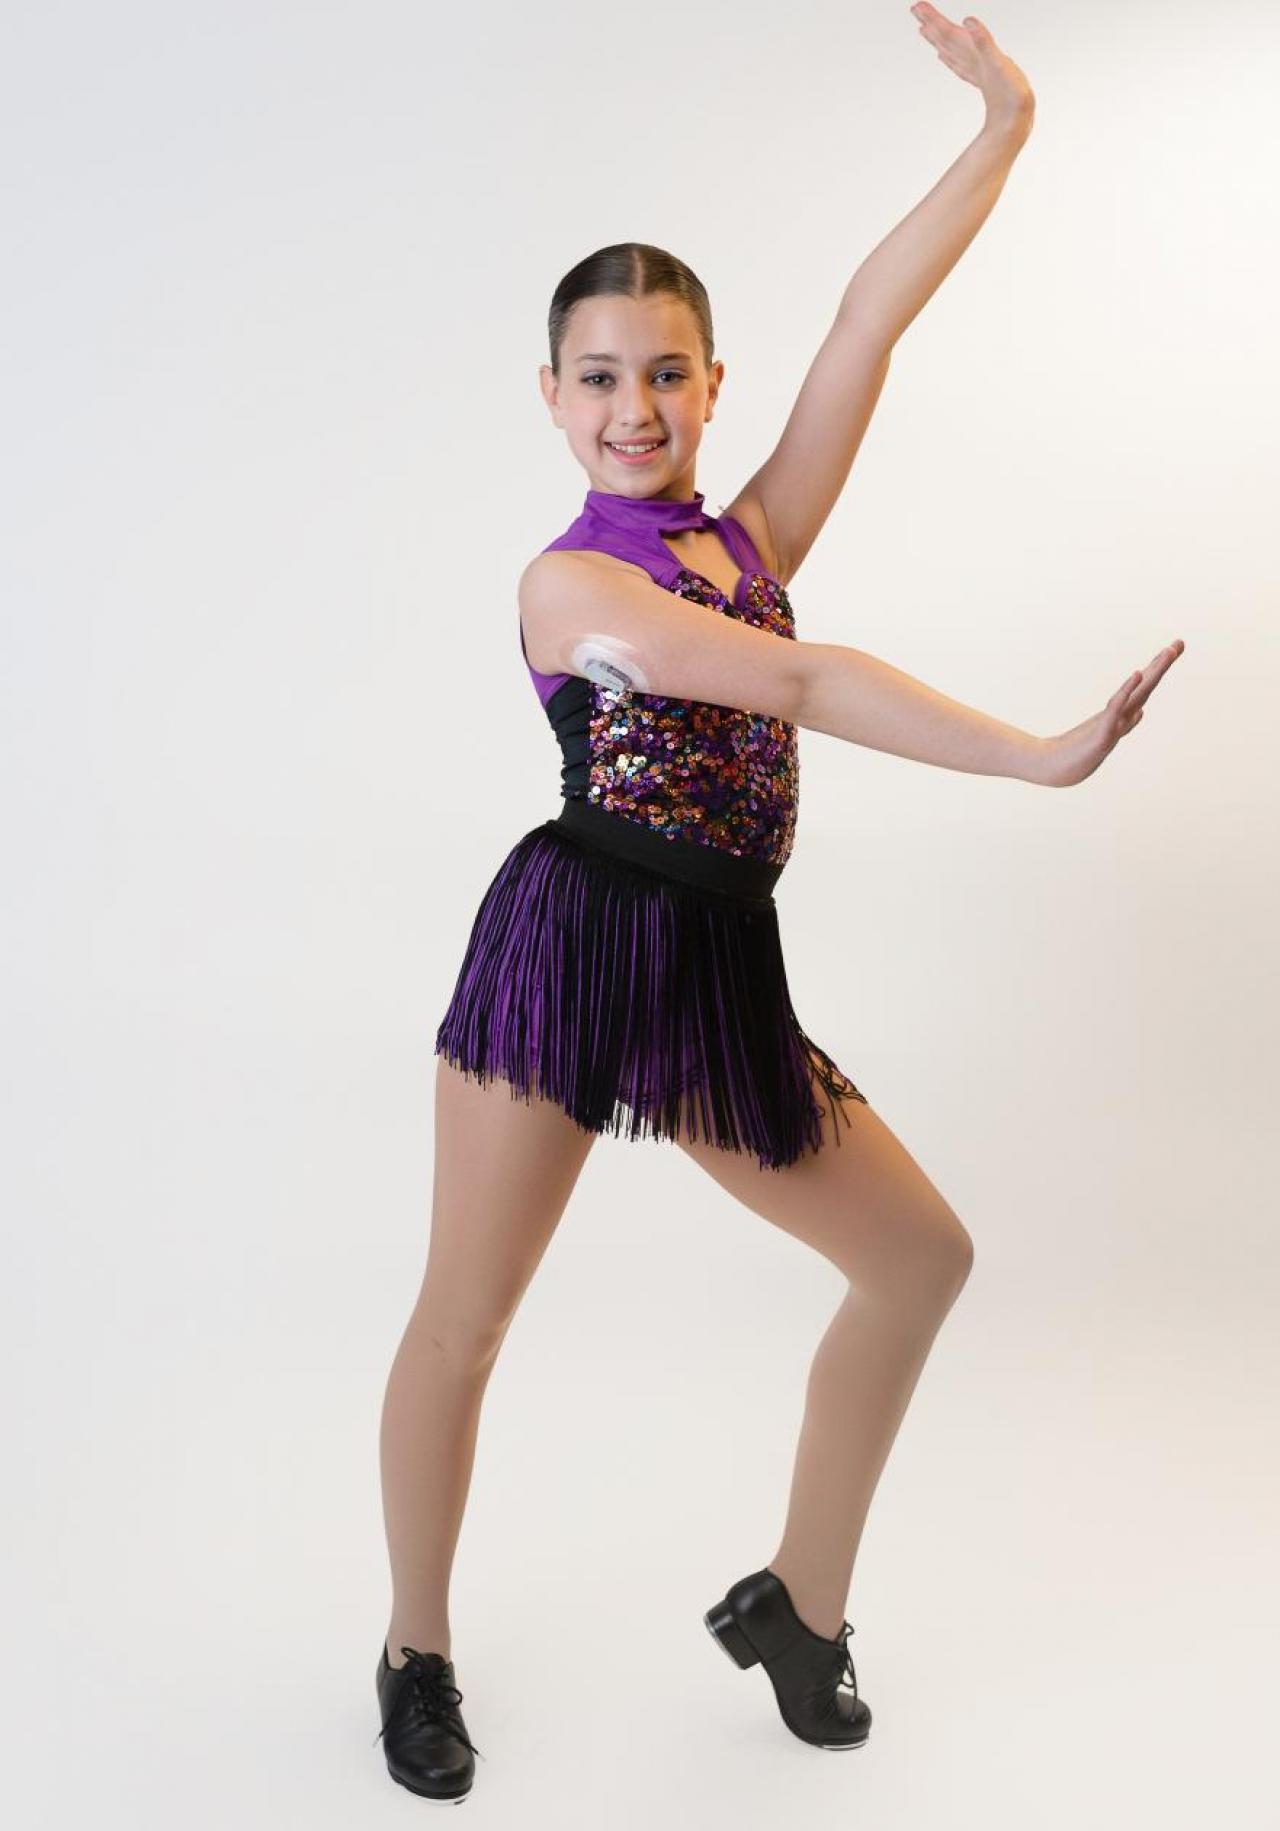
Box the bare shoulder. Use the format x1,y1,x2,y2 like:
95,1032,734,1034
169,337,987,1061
518,548,649,674
519,546,650,612
521,545,638,587
717,489,786,586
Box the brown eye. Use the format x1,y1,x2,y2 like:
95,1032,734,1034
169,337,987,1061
582,371,685,387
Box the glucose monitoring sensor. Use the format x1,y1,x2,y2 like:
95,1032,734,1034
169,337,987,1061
569,634,652,695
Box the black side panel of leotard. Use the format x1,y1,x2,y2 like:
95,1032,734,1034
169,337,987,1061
545,675,590,798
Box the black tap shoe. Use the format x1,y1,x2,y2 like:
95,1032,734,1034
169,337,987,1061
374,1643,483,1801
703,1566,872,1750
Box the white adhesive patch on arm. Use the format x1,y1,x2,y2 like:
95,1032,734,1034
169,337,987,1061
568,634,651,694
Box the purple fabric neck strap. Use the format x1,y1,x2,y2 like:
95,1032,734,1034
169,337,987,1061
581,486,714,539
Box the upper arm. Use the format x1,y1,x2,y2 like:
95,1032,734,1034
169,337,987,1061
518,550,810,725
723,314,893,586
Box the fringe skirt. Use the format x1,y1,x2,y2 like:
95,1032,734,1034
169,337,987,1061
433,799,868,1172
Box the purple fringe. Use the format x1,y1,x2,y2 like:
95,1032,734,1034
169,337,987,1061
434,822,867,1172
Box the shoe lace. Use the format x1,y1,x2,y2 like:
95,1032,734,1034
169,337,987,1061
373,1646,484,1760
820,1620,861,1718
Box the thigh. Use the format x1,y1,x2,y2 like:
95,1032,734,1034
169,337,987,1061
674,1057,972,1289
422,1058,599,1343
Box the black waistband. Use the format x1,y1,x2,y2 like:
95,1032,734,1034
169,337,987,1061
553,797,783,902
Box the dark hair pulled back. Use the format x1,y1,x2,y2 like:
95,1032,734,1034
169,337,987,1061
547,242,714,379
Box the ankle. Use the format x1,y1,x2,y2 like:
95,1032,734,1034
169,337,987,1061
764,1562,845,1642
385,1628,452,1667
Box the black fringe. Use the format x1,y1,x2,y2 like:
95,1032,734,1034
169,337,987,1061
435,821,866,1172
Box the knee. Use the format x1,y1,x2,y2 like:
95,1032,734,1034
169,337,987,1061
922,1209,974,1309
941,1216,975,1302
410,1291,510,1373
870,1205,974,1311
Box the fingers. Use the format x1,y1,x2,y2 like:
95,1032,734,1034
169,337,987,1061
910,4,986,42
912,8,978,81
1112,640,1184,729
1125,639,1185,710
910,4,958,46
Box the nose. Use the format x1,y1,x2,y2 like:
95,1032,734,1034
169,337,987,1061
617,383,659,425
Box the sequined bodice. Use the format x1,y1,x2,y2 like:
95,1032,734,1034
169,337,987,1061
520,490,801,867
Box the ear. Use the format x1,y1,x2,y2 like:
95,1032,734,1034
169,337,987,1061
705,357,725,420
538,363,561,420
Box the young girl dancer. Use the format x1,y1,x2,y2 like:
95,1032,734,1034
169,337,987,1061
374,6,1183,1800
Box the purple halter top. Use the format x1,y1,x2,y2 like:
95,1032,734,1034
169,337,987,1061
519,487,801,866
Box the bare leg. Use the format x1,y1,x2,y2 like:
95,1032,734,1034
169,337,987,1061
675,1065,973,1640
379,1058,598,1664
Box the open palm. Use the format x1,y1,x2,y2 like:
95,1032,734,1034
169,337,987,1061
910,4,1036,128
1039,641,1186,787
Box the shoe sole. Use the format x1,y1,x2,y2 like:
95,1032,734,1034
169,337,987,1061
702,1601,870,1752
389,1770,472,1803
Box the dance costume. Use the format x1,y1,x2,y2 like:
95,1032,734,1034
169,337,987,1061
433,486,868,1170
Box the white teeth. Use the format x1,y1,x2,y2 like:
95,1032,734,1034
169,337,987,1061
609,442,663,453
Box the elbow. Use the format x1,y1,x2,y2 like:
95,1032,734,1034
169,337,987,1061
788,645,824,730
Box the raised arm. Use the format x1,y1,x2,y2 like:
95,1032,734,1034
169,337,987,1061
722,8,1036,585
850,8,1036,347
518,553,1184,789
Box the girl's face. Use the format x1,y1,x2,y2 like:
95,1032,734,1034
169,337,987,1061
540,293,724,498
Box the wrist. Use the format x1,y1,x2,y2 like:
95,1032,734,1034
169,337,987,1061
1011,731,1056,785
980,107,1033,154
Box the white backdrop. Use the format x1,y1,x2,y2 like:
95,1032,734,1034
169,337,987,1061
3,1,1277,1825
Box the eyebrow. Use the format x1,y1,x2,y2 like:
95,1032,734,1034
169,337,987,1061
573,350,693,364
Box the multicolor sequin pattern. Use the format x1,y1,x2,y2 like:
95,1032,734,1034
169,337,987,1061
584,568,800,865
